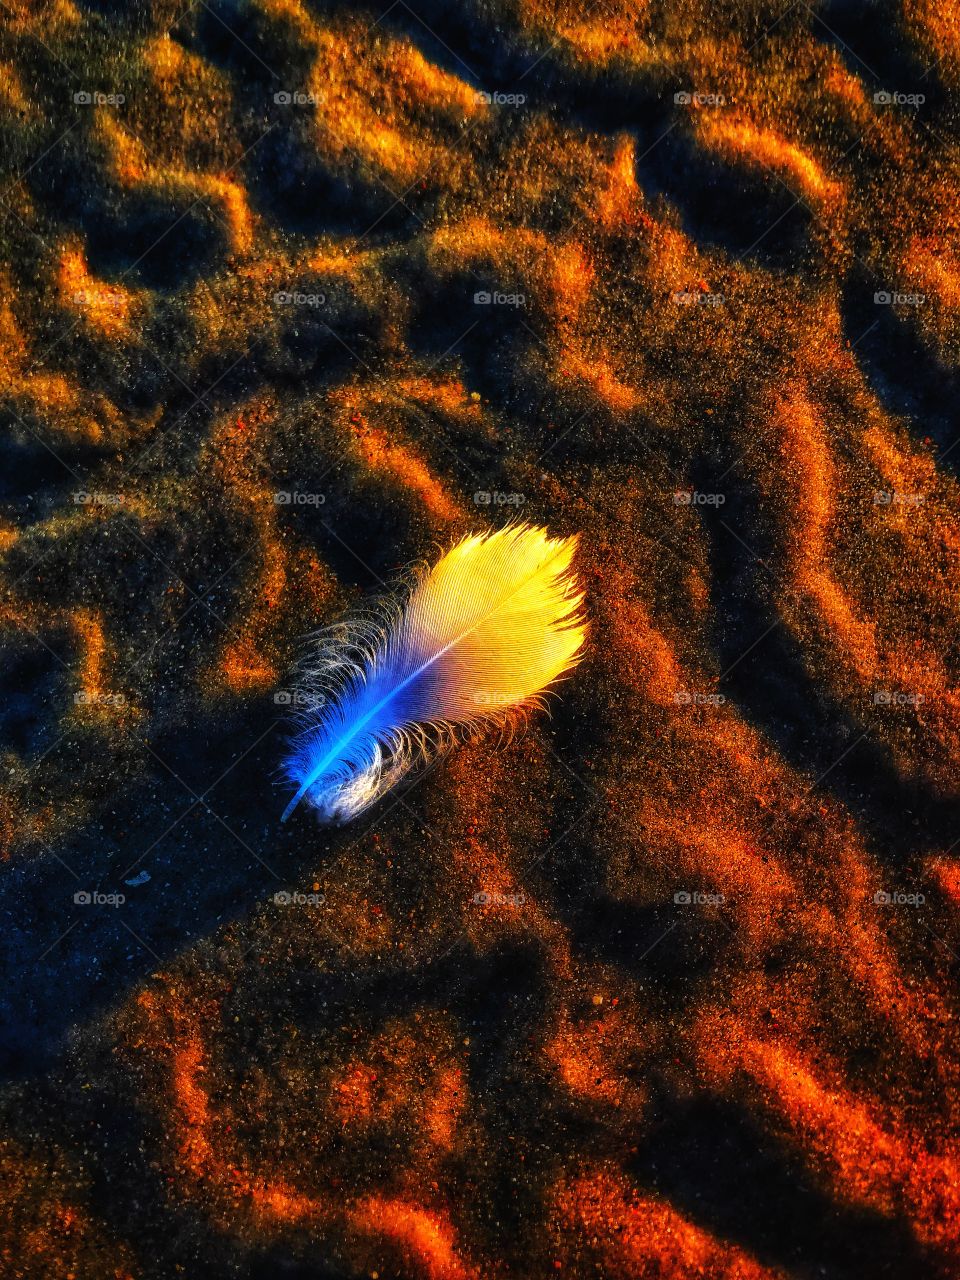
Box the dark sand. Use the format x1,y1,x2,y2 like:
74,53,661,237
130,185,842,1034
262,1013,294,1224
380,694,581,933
2,1,960,1276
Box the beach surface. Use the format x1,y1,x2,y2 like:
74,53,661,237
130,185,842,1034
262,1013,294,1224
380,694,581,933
2,1,960,1276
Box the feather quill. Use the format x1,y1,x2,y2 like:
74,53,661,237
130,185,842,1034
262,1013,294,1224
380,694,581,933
280,523,587,823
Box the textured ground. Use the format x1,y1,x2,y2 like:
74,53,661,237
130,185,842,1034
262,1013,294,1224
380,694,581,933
2,0,960,1277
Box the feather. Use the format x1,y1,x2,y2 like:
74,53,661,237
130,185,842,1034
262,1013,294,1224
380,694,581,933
280,523,587,824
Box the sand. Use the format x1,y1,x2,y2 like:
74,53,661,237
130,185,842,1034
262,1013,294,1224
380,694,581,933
2,1,960,1276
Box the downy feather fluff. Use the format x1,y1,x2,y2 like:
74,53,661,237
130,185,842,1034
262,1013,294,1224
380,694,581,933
280,523,587,823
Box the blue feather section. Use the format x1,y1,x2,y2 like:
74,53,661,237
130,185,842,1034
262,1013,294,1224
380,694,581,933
281,648,428,823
